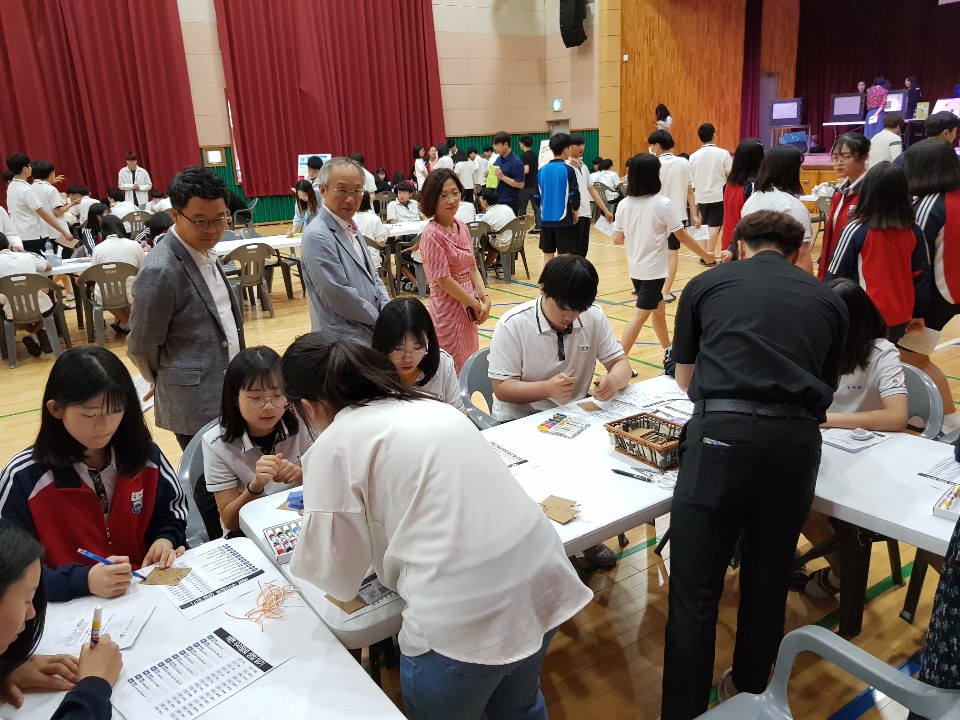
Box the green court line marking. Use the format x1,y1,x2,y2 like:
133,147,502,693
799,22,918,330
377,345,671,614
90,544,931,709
0,408,40,421
628,356,664,370
813,562,914,630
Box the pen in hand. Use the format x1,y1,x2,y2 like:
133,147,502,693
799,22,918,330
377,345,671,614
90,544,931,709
77,548,146,580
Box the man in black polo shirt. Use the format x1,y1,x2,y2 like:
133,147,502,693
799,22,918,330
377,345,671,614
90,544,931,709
518,134,542,234
660,210,848,720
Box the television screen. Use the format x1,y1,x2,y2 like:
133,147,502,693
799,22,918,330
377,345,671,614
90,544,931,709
885,90,908,113
770,98,805,127
831,94,864,120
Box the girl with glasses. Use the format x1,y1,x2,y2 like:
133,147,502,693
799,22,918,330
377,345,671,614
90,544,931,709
817,132,870,280
372,298,464,410
202,346,310,537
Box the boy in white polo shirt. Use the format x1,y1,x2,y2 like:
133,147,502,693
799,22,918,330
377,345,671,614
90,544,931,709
489,255,633,569
688,123,732,262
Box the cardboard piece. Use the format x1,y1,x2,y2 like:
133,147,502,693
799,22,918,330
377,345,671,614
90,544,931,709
540,495,580,524
140,567,192,586
325,594,367,614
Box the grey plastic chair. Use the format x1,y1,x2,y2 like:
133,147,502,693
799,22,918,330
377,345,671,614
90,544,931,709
466,220,491,282
177,419,219,547
120,210,151,236
224,243,276,318
78,262,139,347
364,234,396,297
232,197,258,229
397,233,427,299
695,624,960,719
490,216,530,283
374,191,396,221
902,363,944,439
459,348,499,430
0,273,68,368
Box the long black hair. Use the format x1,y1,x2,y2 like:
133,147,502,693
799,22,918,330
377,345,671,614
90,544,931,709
827,278,888,375
100,215,128,238
728,139,765,186
219,347,299,444
655,104,670,121
372,298,441,385
33,347,153,473
84,203,109,236
0,524,46,684
855,162,915,230
281,335,429,422
904,138,960,197
754,145,804,195
626,153,662,197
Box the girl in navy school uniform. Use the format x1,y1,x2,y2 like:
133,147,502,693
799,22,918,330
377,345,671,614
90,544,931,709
78,203,109,257
203,347,309,537
0,523,121,718
719,139,765,261
0,347,188,603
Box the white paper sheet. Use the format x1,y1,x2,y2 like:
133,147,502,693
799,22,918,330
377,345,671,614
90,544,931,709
133,374,155,412
821,427,891,453
37,607,155,653
897,327,941,355
594,216,615,236
150,540,266,620
567,397,646,423
111,627,290,720
918,456,960,486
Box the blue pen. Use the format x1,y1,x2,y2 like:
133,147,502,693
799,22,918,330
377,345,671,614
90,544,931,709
77,548,147,580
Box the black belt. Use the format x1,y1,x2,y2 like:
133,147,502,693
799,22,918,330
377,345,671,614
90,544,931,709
692,399,818,421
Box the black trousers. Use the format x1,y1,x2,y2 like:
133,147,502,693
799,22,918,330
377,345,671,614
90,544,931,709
575,216,591,257
660,410,822,720
517,187,541,229
175,432,224,542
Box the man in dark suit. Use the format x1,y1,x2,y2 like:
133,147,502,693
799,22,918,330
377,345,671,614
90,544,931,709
128,166,244,540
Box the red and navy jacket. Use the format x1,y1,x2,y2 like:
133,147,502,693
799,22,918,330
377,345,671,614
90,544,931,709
722,181,753,257
825,218,931,327
0,442,187,602
915,190,960,304
817,180,861,281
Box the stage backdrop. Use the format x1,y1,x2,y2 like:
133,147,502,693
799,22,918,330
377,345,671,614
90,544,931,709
0,0,198,205
796,0,960,135
215,0,446,197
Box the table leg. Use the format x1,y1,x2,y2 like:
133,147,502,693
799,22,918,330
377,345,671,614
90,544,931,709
368,641,383,686
71,276,84,330
837,528,872,638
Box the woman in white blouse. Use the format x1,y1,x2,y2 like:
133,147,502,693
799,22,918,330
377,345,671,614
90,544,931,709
281,334,591,720
413,145,428,190
655,103,673,132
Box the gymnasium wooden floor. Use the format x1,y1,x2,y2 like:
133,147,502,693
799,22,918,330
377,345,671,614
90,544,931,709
1,221,954,719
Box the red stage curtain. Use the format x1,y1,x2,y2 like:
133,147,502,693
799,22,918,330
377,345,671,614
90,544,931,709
796,0,960,136
215,0,446,197
739,0,762,139
0,1,198,204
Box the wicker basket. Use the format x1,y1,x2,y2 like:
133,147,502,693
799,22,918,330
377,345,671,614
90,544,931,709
604,413,684,469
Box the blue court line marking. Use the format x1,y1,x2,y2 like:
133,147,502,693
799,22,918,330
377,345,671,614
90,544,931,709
826,652,923,720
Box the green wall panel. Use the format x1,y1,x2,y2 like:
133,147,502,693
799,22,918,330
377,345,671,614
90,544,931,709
445,129,599,165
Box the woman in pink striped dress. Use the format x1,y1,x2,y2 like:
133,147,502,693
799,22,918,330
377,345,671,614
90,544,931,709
418,168,491,372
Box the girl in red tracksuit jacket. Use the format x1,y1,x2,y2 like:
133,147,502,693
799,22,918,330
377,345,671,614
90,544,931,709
825,161,931,345
818,132,870,280
0,347,188,602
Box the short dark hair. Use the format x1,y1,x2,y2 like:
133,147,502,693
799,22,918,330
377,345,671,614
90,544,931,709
926,111,960,138
446,139,457,149
147,211,173,237
647,129,675,150
467,146,478,155
832,132,870,159
883,112,904,130
30,160,53,180
167,167,229,212
549,133,571,156
479,187,500,206
728,138,765,186
827,278,888,375
493,131,511,146
5,153,30,175
520,134,533,148
307,155,323,170
538,255,599,312
592,156,604,168
413,145,424,160
904,138,960,196
601,159,613,171
33,347,153,474
419,168,463,217
435,143,448,158
568,132,585,147
67,185,82,195
395,181,416,193
281,334,429,419
855,162,915,230
733,210,804,256
106,187,125,203
125,152,138,162
150,189,164,199
698,123,716,142
372,298,441,385
0,523,46,685
349,153,366,166
100,215,127,238
219,346,299,444
754,145,804,195
482,145,494,153
626,153,662,197
0,233,8,251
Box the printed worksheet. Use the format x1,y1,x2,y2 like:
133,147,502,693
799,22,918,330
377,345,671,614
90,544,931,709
152,541,265,620
567,397,646,423
37,607,155,653
111,627,290,720
918,456,960,486
489,441,529,468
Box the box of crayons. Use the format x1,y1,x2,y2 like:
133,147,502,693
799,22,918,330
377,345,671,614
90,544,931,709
934,485,960,522
263,519,302,565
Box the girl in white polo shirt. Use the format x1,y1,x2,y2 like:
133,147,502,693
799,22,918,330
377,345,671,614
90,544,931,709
203,346,310,537
282,334,590,720
612,154,714,357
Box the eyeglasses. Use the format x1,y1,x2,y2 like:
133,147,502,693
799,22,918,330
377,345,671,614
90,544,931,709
389,345,427,359
831,153,856,163
440,191,462,203
328,188,365,197
241,392,287,409
180,213,231,230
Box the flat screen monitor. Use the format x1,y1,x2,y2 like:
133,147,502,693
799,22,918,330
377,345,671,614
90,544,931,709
830,93,865,123
770,98,805,127
885,89,909,113
933,98,960,117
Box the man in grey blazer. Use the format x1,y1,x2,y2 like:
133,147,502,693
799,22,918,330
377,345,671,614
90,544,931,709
128,166,243,540
302,157,390,343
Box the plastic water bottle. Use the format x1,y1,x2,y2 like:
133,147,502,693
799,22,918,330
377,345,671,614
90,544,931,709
44,240,54,258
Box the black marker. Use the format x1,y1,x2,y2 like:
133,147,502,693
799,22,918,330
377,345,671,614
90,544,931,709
611,468,654,483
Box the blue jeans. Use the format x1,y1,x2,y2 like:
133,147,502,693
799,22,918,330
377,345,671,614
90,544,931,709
400,629,557,720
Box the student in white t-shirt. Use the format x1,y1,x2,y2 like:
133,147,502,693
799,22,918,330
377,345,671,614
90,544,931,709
372,297,464,410
0,206,23,250
739,145,814,273
144,189,172,215
0,233,54,357
688,123,733,259
27,160,75,241
106,188,138,221
433,143,454,171
473,146,492,190
454,155,476,203
612,154,715,357
868,112,905,166
3,153,73,253
91,215,146,334
802,278,908,598
413,145,429,190
64,185,97,227
477,187,516,269
386,182,423,223
596,160,623,203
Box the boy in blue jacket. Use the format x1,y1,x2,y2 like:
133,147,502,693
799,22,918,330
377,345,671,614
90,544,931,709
538,133,581,262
